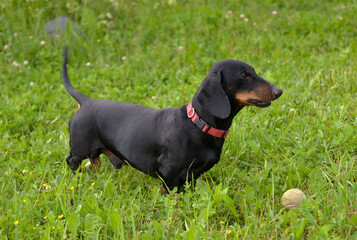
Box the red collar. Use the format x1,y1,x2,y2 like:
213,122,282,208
186,103,229,139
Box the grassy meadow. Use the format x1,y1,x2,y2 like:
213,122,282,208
1,0,357,239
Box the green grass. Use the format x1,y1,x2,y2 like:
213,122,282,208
1,0,357,239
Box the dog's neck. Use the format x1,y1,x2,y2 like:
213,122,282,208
191,103,244,130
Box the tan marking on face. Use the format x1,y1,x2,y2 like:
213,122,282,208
77,103,81,109
235,91,262,106
235,85,275,106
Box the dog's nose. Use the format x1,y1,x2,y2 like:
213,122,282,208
272,87,283,99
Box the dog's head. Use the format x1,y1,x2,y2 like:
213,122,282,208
192,59,282,119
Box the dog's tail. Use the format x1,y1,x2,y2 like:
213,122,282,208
62,47,89,105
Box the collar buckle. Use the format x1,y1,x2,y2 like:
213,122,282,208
187,106,195,118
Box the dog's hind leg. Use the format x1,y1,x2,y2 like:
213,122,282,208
90,156,101,168
89,150,102,170
102,149,125,169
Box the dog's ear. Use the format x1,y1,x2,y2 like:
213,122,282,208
194,72,231,119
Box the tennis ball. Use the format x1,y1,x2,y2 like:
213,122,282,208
281,188,306,209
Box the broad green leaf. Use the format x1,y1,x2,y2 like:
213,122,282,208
67,212,80,236
184,225,196,240
84,213,100,231
349,214,357,226
104,181,117,198
245,185,255,203
221,194,238,218
108,212,121,232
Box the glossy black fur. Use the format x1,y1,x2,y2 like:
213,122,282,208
62,48,282,192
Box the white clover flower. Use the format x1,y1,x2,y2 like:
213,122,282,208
12,61,21,67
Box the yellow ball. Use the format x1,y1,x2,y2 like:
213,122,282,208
281,188,306,209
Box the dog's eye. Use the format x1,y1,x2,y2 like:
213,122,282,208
240,70,251,80
240,72,248,79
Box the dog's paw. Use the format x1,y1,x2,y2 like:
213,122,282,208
66,155,80,172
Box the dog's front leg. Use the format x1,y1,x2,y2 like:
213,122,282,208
157,155,182,193
189,151,221,181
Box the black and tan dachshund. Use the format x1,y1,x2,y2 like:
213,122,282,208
62,48,282,192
